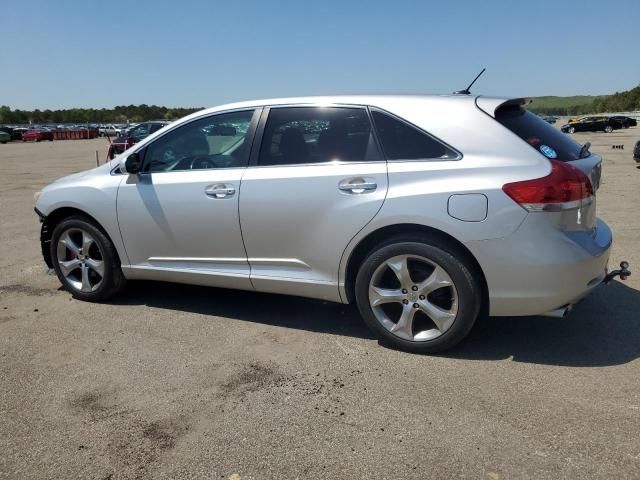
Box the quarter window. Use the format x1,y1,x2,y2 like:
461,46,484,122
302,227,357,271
142,110,255,172
258,107,380,166
371,111,457,160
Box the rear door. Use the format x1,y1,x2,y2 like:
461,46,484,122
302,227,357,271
238,105,387,301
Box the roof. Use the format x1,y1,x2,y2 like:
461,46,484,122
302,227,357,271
179,94,481,119
178,94,529,123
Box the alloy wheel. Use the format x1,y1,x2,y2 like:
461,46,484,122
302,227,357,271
368,254,458,342
56,228,105,293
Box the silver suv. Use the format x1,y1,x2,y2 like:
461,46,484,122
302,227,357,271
35,95,623,353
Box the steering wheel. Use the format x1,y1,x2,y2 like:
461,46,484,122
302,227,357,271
189,155,216,170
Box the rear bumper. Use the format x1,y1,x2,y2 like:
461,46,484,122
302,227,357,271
466,217,612,316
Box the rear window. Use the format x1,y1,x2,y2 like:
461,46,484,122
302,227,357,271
495,107,583,161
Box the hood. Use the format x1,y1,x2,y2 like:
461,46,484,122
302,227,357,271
45,162,113,190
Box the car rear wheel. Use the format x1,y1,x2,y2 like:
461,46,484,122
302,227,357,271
50,216,126,302
568,126,575,134
355,240,482,353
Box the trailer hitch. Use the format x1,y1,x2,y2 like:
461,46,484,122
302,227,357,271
604,261,631,284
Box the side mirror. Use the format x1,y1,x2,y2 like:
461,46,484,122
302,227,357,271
124,152,142,174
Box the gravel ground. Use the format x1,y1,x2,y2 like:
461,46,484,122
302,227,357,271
1,128,639,480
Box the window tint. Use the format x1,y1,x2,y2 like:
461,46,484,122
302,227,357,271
496,107,583,161
371,111,457,160
258,107,379,166
142,110,254,172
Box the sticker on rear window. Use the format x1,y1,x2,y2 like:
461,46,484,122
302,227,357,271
540,145,557,159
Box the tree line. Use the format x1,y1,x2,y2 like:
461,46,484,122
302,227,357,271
529,84,640,116
0,104,203,125
2,84,638,123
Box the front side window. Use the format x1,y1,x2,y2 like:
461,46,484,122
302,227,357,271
149,123,165,134
258,107,379,166
142,110,254,172
128,124,150,139
371,110,458,160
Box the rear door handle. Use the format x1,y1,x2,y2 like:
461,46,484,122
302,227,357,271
338,178,377,194
205,184,236,199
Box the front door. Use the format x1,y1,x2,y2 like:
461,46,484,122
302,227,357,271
239,106,388,301
117,109,259,289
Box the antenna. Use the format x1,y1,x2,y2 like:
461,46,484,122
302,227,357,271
454,68,486,95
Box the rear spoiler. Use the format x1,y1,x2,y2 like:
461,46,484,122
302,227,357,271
475,97,533,118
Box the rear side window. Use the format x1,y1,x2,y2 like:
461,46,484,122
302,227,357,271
371,111,458,160
258,107,380,166
496,107,583,161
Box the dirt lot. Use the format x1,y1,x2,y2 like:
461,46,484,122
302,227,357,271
1,127,639,480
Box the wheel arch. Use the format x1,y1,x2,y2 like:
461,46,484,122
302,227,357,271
342,223,489,313
40,207,122,268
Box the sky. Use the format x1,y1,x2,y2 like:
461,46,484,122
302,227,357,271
1,0,639,110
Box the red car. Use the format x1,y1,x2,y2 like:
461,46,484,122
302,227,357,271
22,128,54,142
107,121,168,159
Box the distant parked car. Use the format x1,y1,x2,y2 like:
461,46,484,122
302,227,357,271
107,121,169,159
22,128,54,142
0,126,14,142
0,130,10,144
561,116,622,134
99,124,124,137
610,116,637,129
541,116,556,124
10,127,27,141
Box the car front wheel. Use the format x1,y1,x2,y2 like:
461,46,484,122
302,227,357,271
50,216,126,301
355,239,482,353
568,126,575,134
604,125,613,133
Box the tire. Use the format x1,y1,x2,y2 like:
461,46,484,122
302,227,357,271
355,238,482,353
50,215,126,301
568,126,575,134
604,125,613,133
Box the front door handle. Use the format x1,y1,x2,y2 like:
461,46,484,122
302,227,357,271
338,178,377,194
205,184,236,199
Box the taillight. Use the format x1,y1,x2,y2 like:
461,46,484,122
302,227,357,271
502,160,593,212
